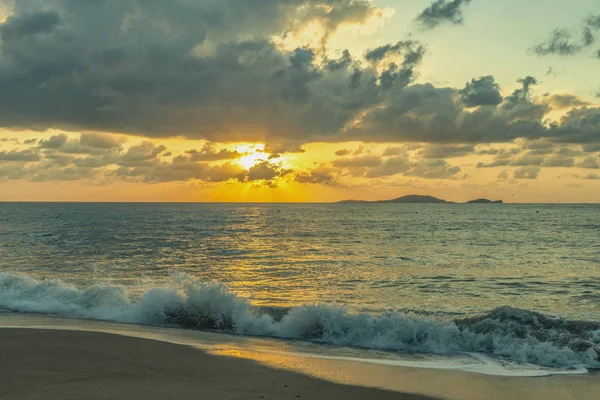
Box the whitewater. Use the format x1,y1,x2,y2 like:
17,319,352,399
1,272,598,371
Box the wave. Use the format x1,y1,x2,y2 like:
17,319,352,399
0,272,598,370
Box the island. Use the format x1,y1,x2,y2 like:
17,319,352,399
337,195,503,204
467,199,504,204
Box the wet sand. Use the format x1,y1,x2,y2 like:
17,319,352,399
1,328,598,400
0,329,432,400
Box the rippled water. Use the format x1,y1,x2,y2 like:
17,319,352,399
1,202,598,320
1,202,600,371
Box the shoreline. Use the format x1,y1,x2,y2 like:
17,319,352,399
0,328,431,400
1,324,599,400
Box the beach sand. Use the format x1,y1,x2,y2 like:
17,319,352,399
0,329,432,400
1,328,598,400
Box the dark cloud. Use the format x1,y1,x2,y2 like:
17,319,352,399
420,144,474,159
119,142,168,166
415,0,472,30
38,134,68,149
246,161,288,181
548,107,600,144
295,166,338,185
405,159,461,179
459,76,503,107
533,29,585,56
364,41,426,90
577,157,600,169
349,78,547,144
0,1,598,149
115,158,247,184
0,0,404,144
582,143,600,152
475,147,521,156
334,149,352,156
477,149,581,169
542,157,575,167
332,155,382,168
532,15,600,57
332,153,461,180
365,156,411,177
0,11,62,40
186,144,241,162
264,144,306,154
382,147,408,157
0,148,41,161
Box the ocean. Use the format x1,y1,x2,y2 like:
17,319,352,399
1,203,599,374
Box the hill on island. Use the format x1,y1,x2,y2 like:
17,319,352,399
337,195,503,204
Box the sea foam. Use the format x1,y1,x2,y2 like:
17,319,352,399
0,272,598,370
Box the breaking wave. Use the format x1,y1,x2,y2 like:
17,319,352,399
0,272,598,370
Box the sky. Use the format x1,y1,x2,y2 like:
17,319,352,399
0,0,599,203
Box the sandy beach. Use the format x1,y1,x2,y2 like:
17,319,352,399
0,328,432,400
1,325,600,400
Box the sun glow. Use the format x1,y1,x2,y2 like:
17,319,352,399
235,144,269,170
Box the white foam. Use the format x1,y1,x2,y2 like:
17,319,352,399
0,272,598,371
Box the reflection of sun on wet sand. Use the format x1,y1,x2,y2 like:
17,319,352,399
2,328,599,400
0,329,430,400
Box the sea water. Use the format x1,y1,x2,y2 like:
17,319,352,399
0,202,599,374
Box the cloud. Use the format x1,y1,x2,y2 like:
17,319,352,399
0,148,40,161
475,147,521,156
415,0,472,30
0,1,599,150
186,144,241,162
295,166,338,185
582,143,600,152
119,142,167,166
0,11,61,40
246,161,288,181
0,0,403,144
477,147,583,169
333,155,382,168
348,77,549,144
36,132,124,156
459,76,503,107
364,41,426,89
79,133,125,149
532,14,600,57
405,159,461,179
365,156,411,177
542,94,590,110
578,157,600,169
514,166,541,180
0,132,295,185
331,152,461,180
533,29,586,56
419,144,474,159
382,146,407,157
334,149,352,156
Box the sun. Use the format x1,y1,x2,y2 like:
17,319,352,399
238,152,268,170
235,144,269,170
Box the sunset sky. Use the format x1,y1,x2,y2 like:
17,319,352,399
1,0,599,202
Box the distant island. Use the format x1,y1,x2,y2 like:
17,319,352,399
467,199,504,204
337,195,503,204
